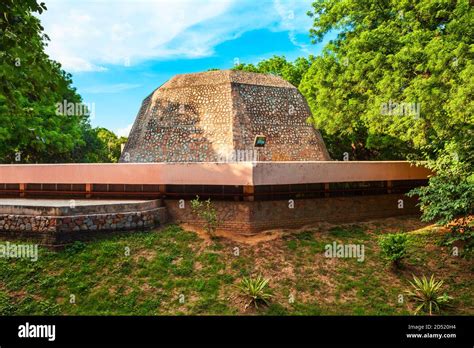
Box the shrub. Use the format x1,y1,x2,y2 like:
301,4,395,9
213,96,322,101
64,241,87,254
406,275,452,315
190,196,218,238
379,233,409,267
237,274,272,309
408,143,474,257
443,222,474,258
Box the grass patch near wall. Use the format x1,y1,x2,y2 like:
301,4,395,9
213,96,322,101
0,217,472,315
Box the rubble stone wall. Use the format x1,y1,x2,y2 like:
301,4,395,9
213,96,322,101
0,207,167,246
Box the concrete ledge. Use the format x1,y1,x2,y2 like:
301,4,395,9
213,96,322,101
0,199,161,216
253,161,431,185
0,161,431,186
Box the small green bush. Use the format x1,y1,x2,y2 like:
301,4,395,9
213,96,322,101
64,241,87,255
406,274,452,315
441,223,474,258
408,147,474,257
379,233,409,267
191,196,218,238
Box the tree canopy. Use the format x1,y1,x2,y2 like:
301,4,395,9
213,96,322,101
0,0,124,163
300,0,473,161
302,0,473,232
233,55,314,87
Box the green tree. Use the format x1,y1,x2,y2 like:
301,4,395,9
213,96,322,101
302,0,473,235
233,55,314,87
300,0,473,160
96,128,128,163
0,0,113,163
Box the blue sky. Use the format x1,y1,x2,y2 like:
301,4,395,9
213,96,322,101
39,0,336,136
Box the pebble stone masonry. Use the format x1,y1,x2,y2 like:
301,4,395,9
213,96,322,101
0,200,166,246
120,70,331,162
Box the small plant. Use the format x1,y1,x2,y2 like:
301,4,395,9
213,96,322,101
191,195,219,238
442,221,474,258
379,233,409,267
236,274,272,309
406,274,452,315
64,241,87,254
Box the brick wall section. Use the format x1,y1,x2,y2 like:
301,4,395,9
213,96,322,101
165,194,419,235
0,194,420,244
120,70,330,163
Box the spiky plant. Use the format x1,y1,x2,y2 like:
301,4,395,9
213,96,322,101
406,275,452,315
237,275,272,309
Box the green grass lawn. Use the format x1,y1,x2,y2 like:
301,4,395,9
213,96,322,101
0,217,472,315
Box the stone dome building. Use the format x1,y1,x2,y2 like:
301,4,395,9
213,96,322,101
120,70,330,163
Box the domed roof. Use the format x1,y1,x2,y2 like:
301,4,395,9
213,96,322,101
120,70,330,163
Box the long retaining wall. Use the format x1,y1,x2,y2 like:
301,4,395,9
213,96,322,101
166,194,419,235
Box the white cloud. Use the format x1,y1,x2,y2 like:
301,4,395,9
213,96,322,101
82,83,141,94
39,0,315,72
273,0,314,52
115,123,133,137
53,55,107,72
